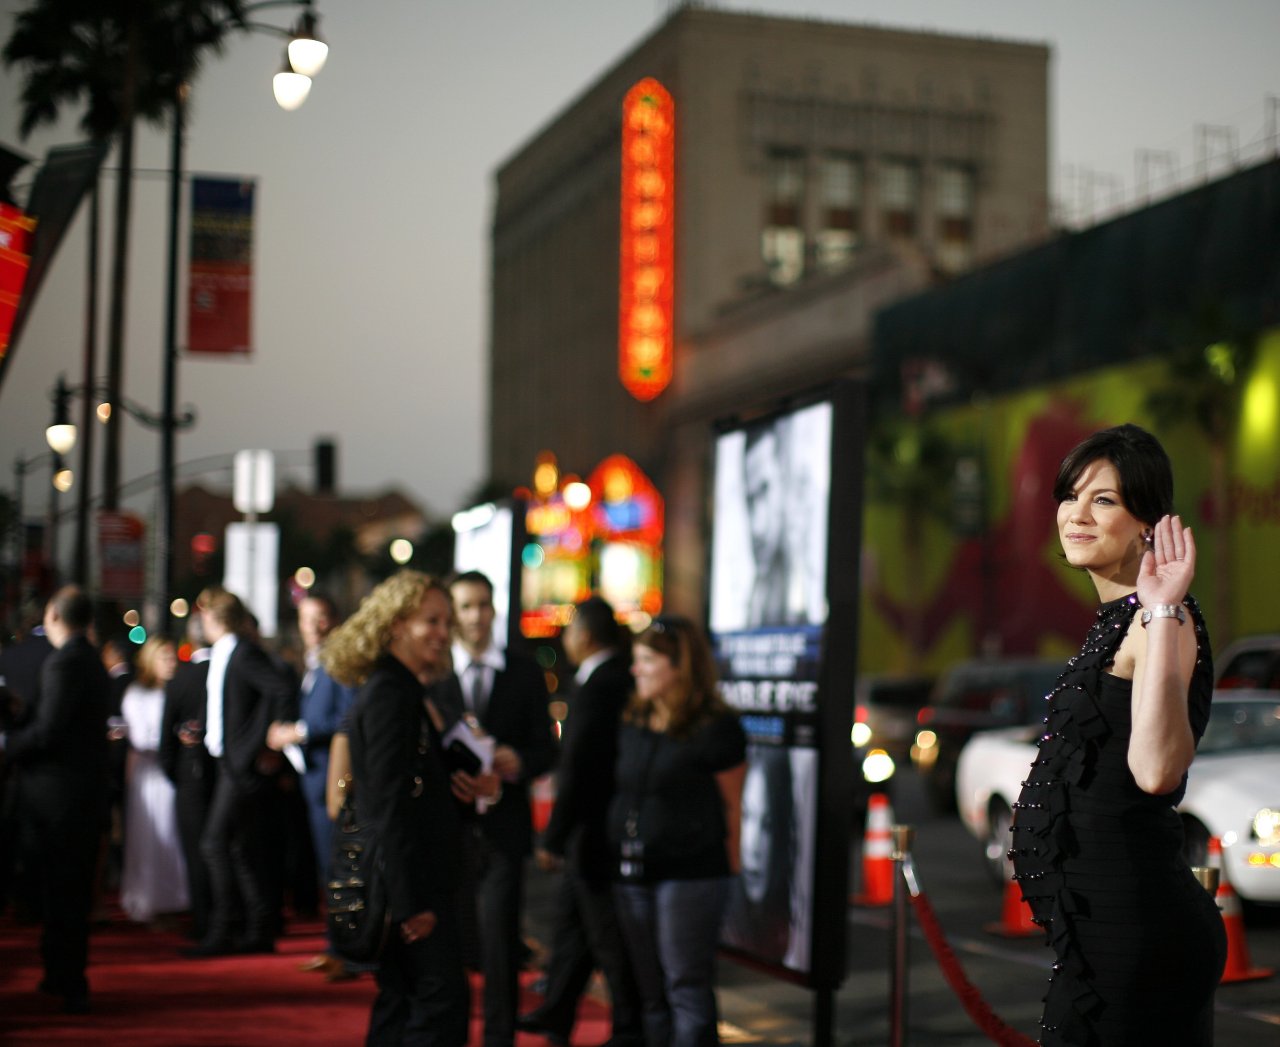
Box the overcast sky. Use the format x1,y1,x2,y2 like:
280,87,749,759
2,0,1276,536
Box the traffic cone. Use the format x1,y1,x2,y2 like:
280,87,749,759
530,773,555,835
1210,837,1274,984
984,873,1041,937
852,793,895,906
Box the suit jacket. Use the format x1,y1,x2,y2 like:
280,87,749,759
467,648,556,857
298,663,356,783
349,654,460,924
541,652,631,881
216,639,294,794
6,634,111,825
159,658,216,790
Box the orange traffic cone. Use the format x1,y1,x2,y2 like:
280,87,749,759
852,793,895,906
530,774,555,835
984,874,1041,937
1210,837,1274,984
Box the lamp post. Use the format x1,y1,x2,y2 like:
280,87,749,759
158,0,328,635
47,373,196,591
8,450,68,629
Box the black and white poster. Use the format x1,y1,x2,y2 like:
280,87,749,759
711,400,834,977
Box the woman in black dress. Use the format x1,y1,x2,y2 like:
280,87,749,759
1010,424,1226,1045
324,571,470,1046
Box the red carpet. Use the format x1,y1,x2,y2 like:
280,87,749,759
0,910,612,1046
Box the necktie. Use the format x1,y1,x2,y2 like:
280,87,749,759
467,663,488,719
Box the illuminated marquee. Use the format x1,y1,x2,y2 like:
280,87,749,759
0,202,37,359
619,78,675,402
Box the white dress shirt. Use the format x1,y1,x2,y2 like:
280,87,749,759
204,633,239,758
451,640,505,719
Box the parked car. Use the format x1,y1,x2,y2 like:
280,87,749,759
910,658,1061,811
1216,634,1280,689
956,690,1280,904
852,673,934,763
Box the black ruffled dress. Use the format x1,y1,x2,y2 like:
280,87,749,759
1009,592,1226,1046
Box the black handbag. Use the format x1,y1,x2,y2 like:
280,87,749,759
326,794,390,964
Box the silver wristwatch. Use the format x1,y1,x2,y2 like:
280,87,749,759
1140,603,1186,627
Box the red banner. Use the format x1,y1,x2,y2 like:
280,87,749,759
98,510,146,600
0,201,36,361
187,177,254,355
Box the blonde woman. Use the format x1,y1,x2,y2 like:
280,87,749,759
607,615,746,1047
120,637,189,924
324,571,469,1047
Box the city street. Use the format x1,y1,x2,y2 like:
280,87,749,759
530,766,1280,1045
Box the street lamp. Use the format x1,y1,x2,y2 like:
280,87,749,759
159,1,330,633
47,372,196,588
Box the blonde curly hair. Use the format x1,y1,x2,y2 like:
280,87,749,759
321,570,447,687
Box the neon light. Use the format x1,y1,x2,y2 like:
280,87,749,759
619,78,675,401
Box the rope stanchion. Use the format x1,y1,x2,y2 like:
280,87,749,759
894,836,1038,1047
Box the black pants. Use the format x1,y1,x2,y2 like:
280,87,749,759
533,866,643,1044
199,765,272,944
26,812,98,998
367,908,470,1047
461,829,524,1047
174,759,215,940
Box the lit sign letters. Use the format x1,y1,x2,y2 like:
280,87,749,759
619,78,675,401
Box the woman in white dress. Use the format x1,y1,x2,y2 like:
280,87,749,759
120,637,189,924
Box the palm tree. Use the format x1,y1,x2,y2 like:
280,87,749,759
4,0,246,508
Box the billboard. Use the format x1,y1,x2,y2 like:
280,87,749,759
711,387,864,990
452,499,524,651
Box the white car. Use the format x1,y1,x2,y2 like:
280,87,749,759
955,690,1280,905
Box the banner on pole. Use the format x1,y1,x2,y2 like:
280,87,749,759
187,177,254,355
98,510,147,600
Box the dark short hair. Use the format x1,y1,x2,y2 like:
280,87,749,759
1052,423,1173,526
449,570,493,596
48,585,92,631
571,595,623,649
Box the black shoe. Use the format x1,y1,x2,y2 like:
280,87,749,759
236,937,275,955
181,937,239,958
516,1013,568,1045
62,993,91,1015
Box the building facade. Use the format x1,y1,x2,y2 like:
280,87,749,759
489,6,1051,615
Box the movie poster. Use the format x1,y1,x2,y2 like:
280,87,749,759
711,400,833,976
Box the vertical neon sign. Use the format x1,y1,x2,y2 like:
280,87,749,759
619,78,674,402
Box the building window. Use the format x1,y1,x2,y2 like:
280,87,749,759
936,164,975,272
881,160,919,238
816,153,861,272
763,149,805,286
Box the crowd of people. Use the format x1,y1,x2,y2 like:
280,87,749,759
0,572,747,1046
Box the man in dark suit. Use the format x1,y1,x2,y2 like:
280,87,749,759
267,591,357,977
158,643,215,941
185,587,293,956
520,596,643,1047
0,586,110,1013
449,571,556,1047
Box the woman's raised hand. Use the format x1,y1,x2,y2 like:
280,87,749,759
1136,514,1195,609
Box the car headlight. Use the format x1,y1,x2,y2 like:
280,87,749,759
862,749,896,784
1252,807,1280,847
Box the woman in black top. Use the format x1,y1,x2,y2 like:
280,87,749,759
608,616,746,1047
1010,425,1225,1044
324,571,469,1047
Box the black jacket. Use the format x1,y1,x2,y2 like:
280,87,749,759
216,639,293,794
7,634,111,824
349,654,461,924
159,658,216,789
458,649,557,858
541,652,632,881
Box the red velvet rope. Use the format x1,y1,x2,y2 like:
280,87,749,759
908,890,1039,1047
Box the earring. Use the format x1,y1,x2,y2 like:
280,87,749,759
1142,530,1154,547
